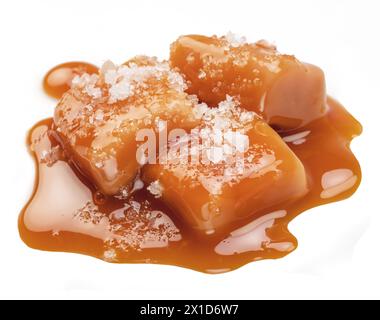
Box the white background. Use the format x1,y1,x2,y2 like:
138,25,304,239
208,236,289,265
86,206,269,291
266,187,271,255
0,0,379,300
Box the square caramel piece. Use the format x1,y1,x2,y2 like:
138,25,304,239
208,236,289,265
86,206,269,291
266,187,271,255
143,97,308,235
54,57,199,195
170,33,326,130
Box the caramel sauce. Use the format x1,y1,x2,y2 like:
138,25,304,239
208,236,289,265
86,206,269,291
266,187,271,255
19,46,362,273
43,62,98,99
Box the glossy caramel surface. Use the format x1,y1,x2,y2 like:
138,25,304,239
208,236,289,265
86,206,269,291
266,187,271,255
19,52,362,273
170,35,327,131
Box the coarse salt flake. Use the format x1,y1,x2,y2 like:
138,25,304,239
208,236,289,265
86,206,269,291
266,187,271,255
147,180,164,198
225,31,247,48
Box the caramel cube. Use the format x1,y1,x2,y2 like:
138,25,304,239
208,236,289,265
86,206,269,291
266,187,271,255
54,57,199,195
170,34,326,130
143,97,308,234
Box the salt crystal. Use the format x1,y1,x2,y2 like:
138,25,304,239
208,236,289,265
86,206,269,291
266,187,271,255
247,154,254,162
118,187,129,199
104,69,119,86
104,248,117,261
259,59,281,73
95,161,103,168
108,81,132,102
84,104,93,112
111,209,126,221
225,31,247,48
239,110,255,123
95,109,104,121
198,69,206,79
130,201,141,213
167,71,187,91
163,95,261,197
71,72,102,99
147,180,164,198
71,75,80,86
85,85,102,99
102,60,187,103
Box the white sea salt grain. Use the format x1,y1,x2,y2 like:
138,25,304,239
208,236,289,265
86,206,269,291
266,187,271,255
259,59,281,73
164,94,264,201
147,180,164,198
198,69,207,79
95,161,103,168
52,230,60,236
94,109,104,122
73,59,188,105
108,81,132,102
130,201,141,213
111,208,126,221
103,249,117,261
85,85,102,99
167,71,187,92
115,186,129,200
101,60,188,104
225,31,247,48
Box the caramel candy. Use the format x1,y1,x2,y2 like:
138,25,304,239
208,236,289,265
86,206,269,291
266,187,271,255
143,97,308,235
170,34,327,130
54,57,199,195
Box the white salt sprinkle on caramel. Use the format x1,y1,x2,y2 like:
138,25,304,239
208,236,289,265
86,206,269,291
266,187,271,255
164,95,271,196
147,180,164,198
224,31,247,48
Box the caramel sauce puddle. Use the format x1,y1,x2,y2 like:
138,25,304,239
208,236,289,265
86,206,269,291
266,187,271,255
18,62,362,273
